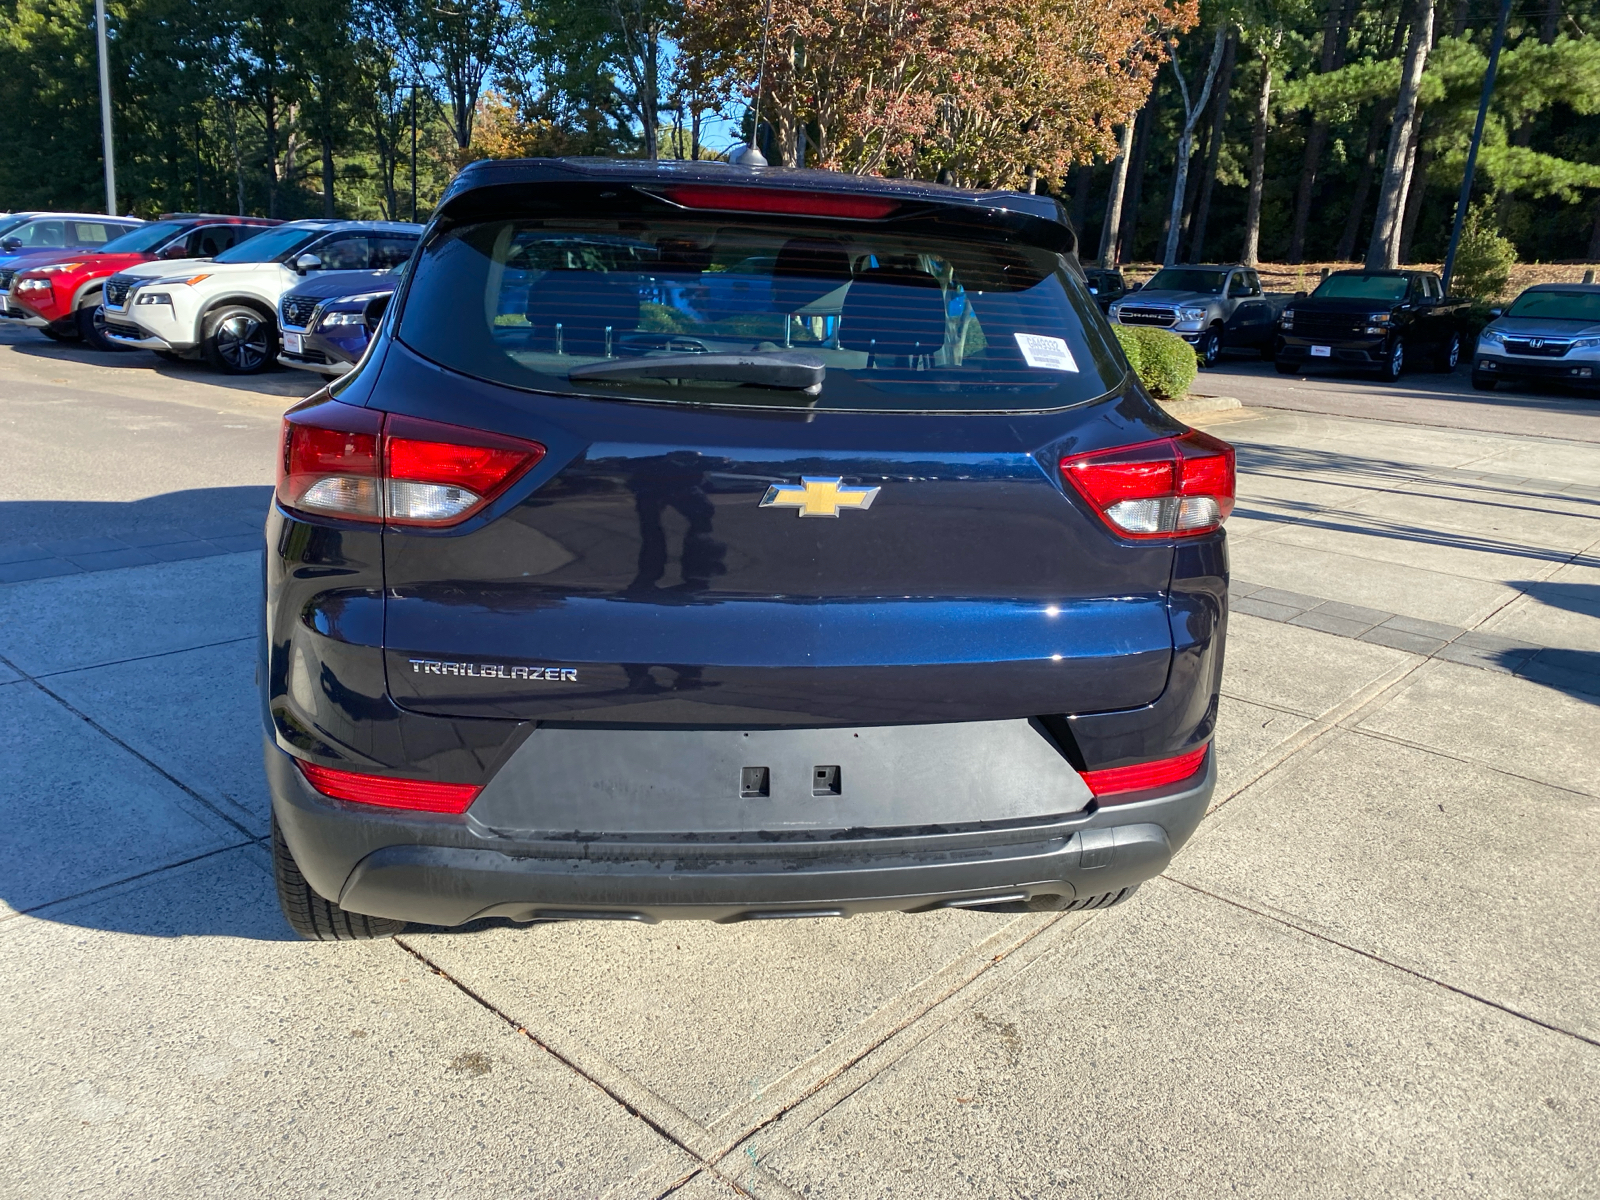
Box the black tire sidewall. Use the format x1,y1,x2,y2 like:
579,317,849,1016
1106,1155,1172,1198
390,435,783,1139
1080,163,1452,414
204,304,276,374
1381,338,1404,381
76,303,123,352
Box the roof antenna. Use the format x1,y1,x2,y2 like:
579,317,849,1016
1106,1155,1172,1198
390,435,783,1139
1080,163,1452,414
728,0,774,168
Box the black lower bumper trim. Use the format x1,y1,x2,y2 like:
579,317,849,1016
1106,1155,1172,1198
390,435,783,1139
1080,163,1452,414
268,738,1213,925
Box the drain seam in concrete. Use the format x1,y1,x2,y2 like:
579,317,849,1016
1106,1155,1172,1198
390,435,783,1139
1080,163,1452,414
29,634,256,680
4,840,259,922
1164,876,1600,1050
392,936,759,1199
0,651,258,839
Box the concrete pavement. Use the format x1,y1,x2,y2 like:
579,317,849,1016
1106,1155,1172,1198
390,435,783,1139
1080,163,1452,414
1,330,1596,1197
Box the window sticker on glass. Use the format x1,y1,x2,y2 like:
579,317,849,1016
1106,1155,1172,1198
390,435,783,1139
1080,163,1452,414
1014,333,1079,372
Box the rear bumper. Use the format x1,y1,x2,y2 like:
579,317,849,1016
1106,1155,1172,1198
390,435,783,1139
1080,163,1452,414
267,735,1214,926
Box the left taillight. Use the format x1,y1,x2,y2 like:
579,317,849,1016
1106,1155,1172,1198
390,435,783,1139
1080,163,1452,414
276,401,545,527
1060,430,1235,538
295,759,481,813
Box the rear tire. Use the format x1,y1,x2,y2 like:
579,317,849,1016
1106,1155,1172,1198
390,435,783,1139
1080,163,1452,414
39,324,73,342
1435,331,1462,372
272,814,405,941
202,303,276,374
1470,371,1498,391
76,303,126,352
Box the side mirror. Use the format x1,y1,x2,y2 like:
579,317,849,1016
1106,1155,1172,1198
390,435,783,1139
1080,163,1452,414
362,292,390,333
1489,308,1502,318
294,253,322,276
1128,281,1142,292
0,236,20,252
1294,290,1307,300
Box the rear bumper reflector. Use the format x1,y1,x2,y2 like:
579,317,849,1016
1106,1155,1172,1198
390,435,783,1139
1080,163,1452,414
294,759,481,814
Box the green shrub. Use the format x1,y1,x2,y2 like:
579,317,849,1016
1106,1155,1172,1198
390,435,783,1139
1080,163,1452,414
1113,323,1198,401
1451,200,1516,301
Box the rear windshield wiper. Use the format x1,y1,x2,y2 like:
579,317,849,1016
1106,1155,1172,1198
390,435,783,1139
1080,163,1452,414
568,352,825,394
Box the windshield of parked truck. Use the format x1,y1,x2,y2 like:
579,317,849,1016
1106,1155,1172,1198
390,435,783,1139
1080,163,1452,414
398,216,1125,413
213,225,320,264
1143,268,1226,294
1312,273,1409,301
101,222,189,254
1503,290,1600,321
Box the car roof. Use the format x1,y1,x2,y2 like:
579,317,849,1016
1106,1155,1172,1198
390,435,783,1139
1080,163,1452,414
155,213,283,224
1326,268,1425,277
438,157,1073,246
8,212,143,223
274,218,424,234
1520,282,1600,292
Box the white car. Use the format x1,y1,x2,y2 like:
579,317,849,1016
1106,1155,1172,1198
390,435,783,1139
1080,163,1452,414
99,219,421,373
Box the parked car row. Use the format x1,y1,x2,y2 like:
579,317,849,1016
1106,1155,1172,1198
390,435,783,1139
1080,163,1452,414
0,212,420,374
1099,258,1597,395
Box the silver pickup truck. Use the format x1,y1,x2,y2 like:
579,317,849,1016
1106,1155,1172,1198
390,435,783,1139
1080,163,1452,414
1108,264,1295,367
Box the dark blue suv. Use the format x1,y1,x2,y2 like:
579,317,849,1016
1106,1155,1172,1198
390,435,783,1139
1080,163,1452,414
263,158,1232,939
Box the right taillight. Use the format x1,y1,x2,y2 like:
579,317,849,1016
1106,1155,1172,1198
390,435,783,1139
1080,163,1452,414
1060,430,1235,538
276,400,545,527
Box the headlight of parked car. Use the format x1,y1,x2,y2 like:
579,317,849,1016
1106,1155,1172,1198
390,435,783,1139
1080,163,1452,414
1279,309,1294,329
1178,306,1207,322
1477,328,1506,345
319,310,366,328
1366,312,1393,325
135,292,172,305
1108,303,1122,319
1572,336,1600,350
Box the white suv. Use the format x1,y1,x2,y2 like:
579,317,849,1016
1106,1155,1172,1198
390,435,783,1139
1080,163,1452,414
100,219,420,373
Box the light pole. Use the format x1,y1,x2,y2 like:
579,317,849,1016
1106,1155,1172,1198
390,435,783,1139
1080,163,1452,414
410,82,419,223
1441,0,1513,295
94,0,116,214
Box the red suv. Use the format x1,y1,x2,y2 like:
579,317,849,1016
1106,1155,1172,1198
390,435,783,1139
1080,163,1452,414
7,214,279,349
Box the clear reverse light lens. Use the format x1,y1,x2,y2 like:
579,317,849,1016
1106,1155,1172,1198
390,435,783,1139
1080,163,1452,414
385,480,483,523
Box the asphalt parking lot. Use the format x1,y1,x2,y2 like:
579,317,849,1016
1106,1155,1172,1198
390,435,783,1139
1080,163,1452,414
1,330,1597,1198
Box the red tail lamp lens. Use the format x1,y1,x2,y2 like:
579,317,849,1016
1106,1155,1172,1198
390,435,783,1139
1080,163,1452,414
653,185,901,220
275,402,545,527
277,403,383,521
296,760,481,813
1081,745,1209,799
383,414,545,527
1060,431,1235,538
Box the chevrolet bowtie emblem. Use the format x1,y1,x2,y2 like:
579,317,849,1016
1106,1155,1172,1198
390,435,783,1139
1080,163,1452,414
759,476,880,518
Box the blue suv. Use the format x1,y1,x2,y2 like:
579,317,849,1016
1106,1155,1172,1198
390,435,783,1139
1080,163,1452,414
263,158,1232,938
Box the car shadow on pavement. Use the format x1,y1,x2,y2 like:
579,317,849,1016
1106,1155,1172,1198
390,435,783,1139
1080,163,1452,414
1497,582,1600,705
0,487,273,552
4,335,316,399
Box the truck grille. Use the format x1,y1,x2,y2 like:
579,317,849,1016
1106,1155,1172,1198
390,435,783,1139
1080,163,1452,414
280,296,319,329
1117,306,1176,327
1502,337,1572,358
1292,312,1364,338
105,278,133,308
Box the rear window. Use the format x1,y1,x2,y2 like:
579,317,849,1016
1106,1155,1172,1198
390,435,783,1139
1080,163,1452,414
397,216,1124,412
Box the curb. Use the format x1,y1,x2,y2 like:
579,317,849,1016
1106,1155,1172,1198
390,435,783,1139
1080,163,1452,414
1158,394,1243,420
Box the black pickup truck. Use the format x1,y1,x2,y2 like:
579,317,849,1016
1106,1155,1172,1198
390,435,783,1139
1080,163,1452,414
1275,269,1468,381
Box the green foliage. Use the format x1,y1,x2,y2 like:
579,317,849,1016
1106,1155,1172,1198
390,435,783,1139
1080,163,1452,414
1451,201,1517,301
1113,324,1198,400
